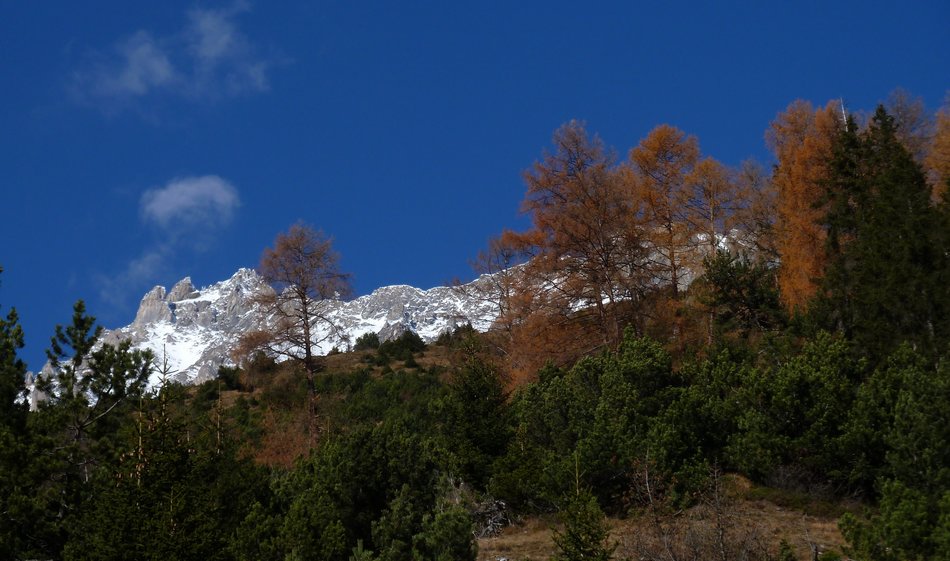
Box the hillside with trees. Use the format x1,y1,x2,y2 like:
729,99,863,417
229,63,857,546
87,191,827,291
2,90,950,560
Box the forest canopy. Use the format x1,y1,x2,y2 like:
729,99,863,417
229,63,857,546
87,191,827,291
2,90,950,560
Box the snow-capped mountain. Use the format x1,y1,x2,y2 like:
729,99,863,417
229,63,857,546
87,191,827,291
99,269,499,385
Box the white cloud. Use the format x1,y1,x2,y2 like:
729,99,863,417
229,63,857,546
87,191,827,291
184,2,272,97
141,175,240,230
122,248,168,281
90,31,177,97
73,2,273,104
96,248,170,308
97,174,241,311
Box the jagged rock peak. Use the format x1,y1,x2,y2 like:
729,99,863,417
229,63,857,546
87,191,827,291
143,285,167,301
229,267,261,284
133,285,172,327
102,268,500,385
168,278,198,303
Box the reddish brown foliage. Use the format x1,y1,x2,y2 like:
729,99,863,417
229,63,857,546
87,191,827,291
489,122,755,381
767,100,841,314
254,406,309,468
239,223,352,448
628,125,701,297
511,121,650,351
927,95,950,201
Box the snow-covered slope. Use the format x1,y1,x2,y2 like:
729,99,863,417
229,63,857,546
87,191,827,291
100,269,499,385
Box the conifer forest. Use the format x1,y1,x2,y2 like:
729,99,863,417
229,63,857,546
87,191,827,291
3,91,950,560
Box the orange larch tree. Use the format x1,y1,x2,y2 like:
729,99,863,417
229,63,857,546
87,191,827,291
501,121,651,375
464,229,532,352
684,156,741,255
926,94,950,200
523,121,650,345
628,125,701,298
731,159,778,261
766,100,842,314
238,223,351,447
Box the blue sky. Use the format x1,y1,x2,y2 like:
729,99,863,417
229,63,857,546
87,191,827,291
2,1,947,370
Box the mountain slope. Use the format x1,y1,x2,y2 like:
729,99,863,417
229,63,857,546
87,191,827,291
100,269,499,384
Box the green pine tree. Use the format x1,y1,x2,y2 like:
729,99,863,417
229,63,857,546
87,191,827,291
0,267,32,558
816,106,950,364
441,357,511,489
840,348,950,560
28,301,153,559
551,489,614,561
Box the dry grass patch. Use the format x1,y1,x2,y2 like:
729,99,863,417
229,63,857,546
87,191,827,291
477,475,849,561
253,407,309,468
477,516,556,561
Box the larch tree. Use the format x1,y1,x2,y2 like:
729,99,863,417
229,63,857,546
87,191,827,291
766,99,842,314
730,159,778,262
684,156,740,255
239,223,351,446
680,156,741,346
464,229,531,354
884,88,934,165
926,94,950,200
628,124,700,298
512,120,650,354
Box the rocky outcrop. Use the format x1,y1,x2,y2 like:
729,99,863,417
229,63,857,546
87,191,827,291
168,277,198,303
98,269,499,385
132,286,172,328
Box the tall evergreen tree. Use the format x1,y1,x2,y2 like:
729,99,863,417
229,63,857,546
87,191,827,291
441,356,511,490
37,302,152,483
0,267,32,558
27,302,153,558
817,106,950,363
64,381,270,561
0,270,27,430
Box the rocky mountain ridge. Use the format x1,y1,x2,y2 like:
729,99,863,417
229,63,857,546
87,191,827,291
98,268,499,385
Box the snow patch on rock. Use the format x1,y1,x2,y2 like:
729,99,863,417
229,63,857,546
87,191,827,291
100,269,499,385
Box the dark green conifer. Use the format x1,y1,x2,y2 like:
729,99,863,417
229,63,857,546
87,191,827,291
441,357,511,489
551,488,614,561
817,106,950,364
0,268,31,558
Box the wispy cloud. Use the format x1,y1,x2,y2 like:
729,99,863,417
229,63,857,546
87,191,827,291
97,175,241,310
88,31,177,98
141,175,240,230
96,248,171,309
73,2,275,106
184,3,271,96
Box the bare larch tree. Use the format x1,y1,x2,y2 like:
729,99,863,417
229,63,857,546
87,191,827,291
239,223,351,446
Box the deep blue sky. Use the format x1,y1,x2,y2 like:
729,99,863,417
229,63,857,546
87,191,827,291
2,1,947,370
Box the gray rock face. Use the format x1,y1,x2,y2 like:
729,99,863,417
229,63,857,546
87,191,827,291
104,268,275,384
101,269,500,385
168,277,198,303
133,286,172,328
